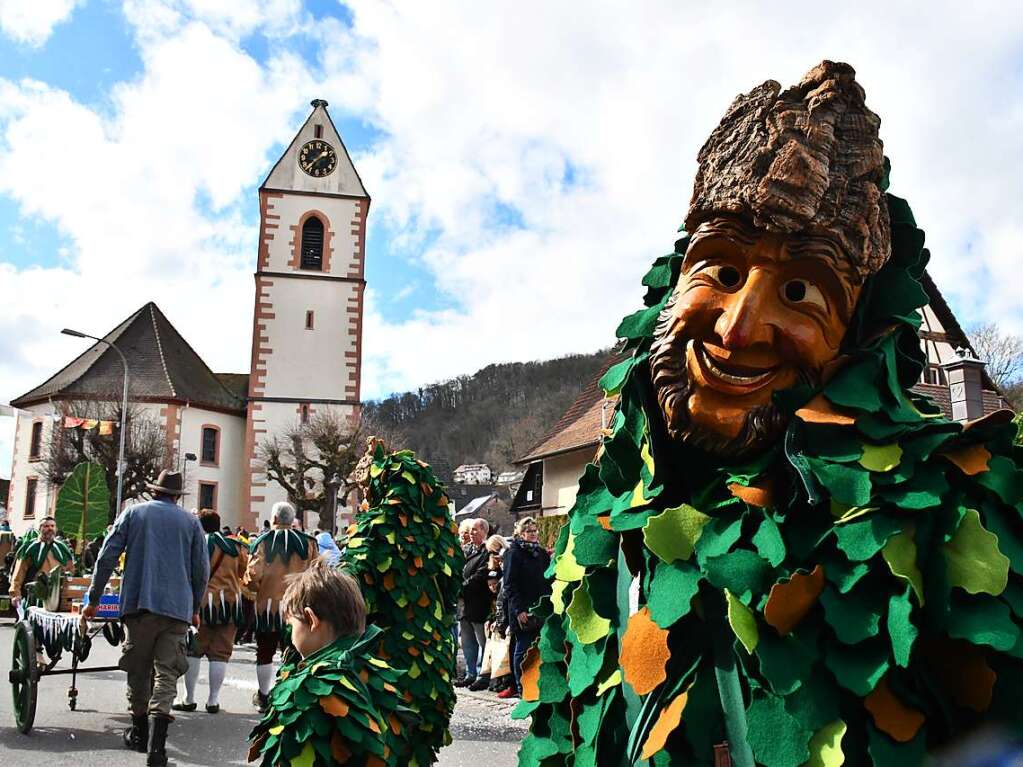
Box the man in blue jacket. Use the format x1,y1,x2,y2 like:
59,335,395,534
85,470,209,767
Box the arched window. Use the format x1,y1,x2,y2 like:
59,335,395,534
300,216,324,270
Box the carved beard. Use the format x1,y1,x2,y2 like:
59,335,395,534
648,291,799,460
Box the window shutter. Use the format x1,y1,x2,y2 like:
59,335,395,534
300,217,324,270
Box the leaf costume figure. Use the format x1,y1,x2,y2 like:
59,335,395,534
245,526,319,632
9,524,74,608
343,440,464,766
516,61,1023,767
248,625,413,767
202,532,248,626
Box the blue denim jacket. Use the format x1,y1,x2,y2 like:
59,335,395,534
88,498,210,624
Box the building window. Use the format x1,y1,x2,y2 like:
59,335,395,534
198,482,217,510
314,124,323,138
305,310,315,330
200,425,219,466
24,477,38,519
300,404,310,424
923,366,946,386
300,216,324,270
29,421,43,460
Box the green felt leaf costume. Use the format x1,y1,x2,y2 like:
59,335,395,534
248,625,415,767
342,443,464,766
515,192,1023,766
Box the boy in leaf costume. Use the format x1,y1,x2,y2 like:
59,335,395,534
517,61,1023,767
175,509,249,713
248,557,414,767
244,501,319,710
9,517,74,610
343,439,464,765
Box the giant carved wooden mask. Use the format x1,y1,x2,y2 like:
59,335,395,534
650,61,892,458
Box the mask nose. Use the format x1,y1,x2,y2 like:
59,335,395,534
714,273,776,349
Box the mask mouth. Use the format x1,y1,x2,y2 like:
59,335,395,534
692,341,780,393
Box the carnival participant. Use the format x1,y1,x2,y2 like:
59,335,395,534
242,500,318,712
85,469,209,767
9,515,74,610
247,558,414,766
457,517,491,687
173,509,248,714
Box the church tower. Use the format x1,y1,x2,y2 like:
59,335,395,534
242,99,368,527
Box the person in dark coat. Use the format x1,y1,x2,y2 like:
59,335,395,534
500,516,550,698
456,518,491,686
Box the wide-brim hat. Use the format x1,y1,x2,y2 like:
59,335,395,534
147,470,186,496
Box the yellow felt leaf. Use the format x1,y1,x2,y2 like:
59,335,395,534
630,479,647,508
566,580,610,644
553,534,585,582
269,725,285,735
641,440,655,474
596,669,622,696
859,443,903,473
642,503,711,563
376,556,392,573
944,508,1009,596
290,742,315,767
725,589,759,653
551,580,569,614
384,531,396,544
882,528,925,606
408,661,421,679
804,720,847,767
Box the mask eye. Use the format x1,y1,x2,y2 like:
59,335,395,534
704,264,743,290
782,279,827,311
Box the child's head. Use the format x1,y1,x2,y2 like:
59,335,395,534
487,570,501,594
282,558,366,657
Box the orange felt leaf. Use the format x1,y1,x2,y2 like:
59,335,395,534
728,480,773,508
520,646,541,702
940,444,992,476
398,513,408,527
383,573,396,590
620,607,671,696
389,714,401,735
363,573,374,585
366,756,385,767
921,639,996,713
417,592,431,608
640,690,689,760
368,716,381,734
763,565,825,636
346,524,357,537
795,394,856,425
330,732,352,763
598,516,612,531
864,675,925,743
359,669,370,683
408,646,420,656
414,556,424,568
319,695,350,717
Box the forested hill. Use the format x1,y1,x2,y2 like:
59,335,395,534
363,350,610,476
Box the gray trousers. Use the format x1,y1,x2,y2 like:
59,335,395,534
119,612,190,716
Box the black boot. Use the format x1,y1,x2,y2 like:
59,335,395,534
147,715,170,767
123,713,148,752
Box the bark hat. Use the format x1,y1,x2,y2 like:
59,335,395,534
686,60,891,283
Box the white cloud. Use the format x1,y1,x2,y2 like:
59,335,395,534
0,0,83,46
3,1,1023,481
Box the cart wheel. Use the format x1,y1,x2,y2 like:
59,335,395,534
10,620,38,734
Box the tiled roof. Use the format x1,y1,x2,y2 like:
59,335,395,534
11,303,246,413
515,352,626,464
911,383,1010,421
215,373,250,400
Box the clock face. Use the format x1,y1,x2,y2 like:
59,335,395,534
298,140,337,177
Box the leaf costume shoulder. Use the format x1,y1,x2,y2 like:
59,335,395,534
516,192,1023,765
248,625,414,767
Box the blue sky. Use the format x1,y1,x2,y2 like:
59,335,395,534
2,1,1023,481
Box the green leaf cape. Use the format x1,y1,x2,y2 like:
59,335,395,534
516,192,1023,767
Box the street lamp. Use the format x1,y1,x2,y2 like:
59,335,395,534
61,328,130,518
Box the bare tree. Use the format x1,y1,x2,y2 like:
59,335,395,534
968,323,1023,390
258,409,391,531
40,398,168,524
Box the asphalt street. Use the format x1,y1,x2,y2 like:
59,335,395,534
0,620,526,766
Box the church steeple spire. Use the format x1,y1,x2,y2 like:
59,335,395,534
260,99,368,199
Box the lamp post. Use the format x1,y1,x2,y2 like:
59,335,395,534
325,473,342,536
61,328,130,518
181,452,197,501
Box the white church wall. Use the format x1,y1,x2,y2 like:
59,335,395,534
7,403,58,536
262,194,364,279
178,406,246,529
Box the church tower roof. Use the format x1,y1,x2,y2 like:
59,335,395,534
260,99,368,199
11,303,246,413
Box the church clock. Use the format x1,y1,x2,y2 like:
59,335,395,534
298,140,337,177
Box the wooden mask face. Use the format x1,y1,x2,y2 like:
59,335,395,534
649,216,861,458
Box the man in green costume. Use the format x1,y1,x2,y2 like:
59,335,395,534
517,61,1023,767
9,517,74,610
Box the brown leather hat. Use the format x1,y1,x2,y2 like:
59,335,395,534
146,469,186,496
